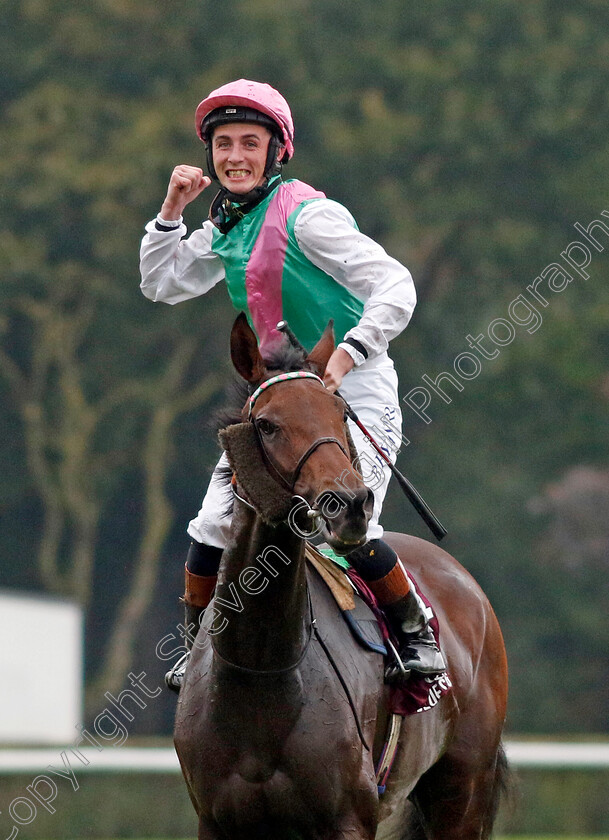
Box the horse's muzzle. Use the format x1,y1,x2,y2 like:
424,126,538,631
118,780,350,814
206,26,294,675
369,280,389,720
315,487,374,554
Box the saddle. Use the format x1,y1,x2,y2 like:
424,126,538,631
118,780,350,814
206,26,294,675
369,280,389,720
305,544,387,654
305,543,453,795
305,543,453,717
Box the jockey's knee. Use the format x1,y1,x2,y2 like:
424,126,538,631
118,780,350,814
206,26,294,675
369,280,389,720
347,538,397,581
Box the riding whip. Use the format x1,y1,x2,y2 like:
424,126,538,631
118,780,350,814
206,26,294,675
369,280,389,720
276,321,447,541
338,399,446,541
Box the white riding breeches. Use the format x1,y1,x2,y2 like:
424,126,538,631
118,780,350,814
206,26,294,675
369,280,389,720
187,352,403,548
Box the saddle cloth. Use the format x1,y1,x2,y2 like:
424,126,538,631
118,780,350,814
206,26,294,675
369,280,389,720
305,544,453,716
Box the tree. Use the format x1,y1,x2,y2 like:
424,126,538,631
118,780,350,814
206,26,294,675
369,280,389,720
1,0,608,731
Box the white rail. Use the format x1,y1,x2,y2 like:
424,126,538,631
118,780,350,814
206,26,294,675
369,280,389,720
0,742,608,773
0,746,180,773
505,741,609,768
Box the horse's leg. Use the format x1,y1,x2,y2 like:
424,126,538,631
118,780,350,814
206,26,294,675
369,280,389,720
196,814,376,840
410,609,509,840
328,816,377,840
408,735,507,840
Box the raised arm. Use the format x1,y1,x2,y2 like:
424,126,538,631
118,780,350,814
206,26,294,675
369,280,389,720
139,166,224,305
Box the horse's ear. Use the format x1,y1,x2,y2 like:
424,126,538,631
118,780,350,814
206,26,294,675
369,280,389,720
230,313,266,383
306,319,335,377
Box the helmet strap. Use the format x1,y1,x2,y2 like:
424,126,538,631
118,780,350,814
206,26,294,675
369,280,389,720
264,134,284,178
205,143,218,181
209,176,283,234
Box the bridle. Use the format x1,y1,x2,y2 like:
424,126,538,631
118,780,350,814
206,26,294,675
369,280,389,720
215,370,352,679
247,371,349,495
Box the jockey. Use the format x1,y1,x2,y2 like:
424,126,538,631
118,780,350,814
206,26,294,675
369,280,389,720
139,79,446,691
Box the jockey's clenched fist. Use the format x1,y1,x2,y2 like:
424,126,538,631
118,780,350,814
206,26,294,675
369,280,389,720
323,347,355,393
161,165,212,220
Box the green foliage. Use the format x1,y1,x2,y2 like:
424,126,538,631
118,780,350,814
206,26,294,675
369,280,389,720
0,772,194,838
497,768,609,835
1,0,608,733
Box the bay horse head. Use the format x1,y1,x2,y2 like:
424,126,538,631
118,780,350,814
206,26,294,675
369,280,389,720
222,312,374,553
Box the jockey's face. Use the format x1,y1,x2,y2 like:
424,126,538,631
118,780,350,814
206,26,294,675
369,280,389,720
212,123,273,194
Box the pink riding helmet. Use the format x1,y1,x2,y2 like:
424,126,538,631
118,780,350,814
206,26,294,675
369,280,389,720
195,79,295,161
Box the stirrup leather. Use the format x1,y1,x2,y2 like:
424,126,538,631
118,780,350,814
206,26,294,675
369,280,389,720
165,651,190,693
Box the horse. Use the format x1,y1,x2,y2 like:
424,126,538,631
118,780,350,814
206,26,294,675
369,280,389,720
174,313,509,840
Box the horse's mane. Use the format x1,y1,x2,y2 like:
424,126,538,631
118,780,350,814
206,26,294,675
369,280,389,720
213,341,314,515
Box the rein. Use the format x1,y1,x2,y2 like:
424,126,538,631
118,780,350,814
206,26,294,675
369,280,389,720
208,545,371,751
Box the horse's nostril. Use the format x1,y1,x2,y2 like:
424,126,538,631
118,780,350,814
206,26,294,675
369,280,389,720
316,490,349,520
354,486,374,522
316,487,373,524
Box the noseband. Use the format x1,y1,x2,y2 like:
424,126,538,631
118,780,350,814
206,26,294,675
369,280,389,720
247,371,349,494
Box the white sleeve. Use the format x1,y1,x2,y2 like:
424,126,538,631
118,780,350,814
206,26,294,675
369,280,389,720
139,218,225,305
293,199,416,360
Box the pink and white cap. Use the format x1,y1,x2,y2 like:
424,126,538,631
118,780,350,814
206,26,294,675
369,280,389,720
195,79,295,160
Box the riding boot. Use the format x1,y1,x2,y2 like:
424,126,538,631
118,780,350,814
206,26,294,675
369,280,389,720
165,542,221,694
348,539,446,682
382,589,446,682
164,599,209,693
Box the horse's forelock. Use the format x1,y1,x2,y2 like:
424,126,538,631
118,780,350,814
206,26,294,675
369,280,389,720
264,341,310,375
216,341,312,431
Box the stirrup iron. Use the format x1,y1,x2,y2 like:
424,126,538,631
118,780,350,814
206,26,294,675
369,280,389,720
165,651,190,693
385,637,411,681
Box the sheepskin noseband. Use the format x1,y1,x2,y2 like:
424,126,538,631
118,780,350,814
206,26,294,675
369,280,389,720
218,423,294,524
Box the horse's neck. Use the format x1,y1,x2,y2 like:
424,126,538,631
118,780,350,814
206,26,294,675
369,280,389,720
211,497,308,673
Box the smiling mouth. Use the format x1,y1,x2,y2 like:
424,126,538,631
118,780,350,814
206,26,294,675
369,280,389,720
226,169,250,178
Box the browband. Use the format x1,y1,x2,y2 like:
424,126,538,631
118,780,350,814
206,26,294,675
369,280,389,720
248,371,325,419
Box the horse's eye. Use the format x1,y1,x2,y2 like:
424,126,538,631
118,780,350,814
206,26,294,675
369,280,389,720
257,418,277,437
